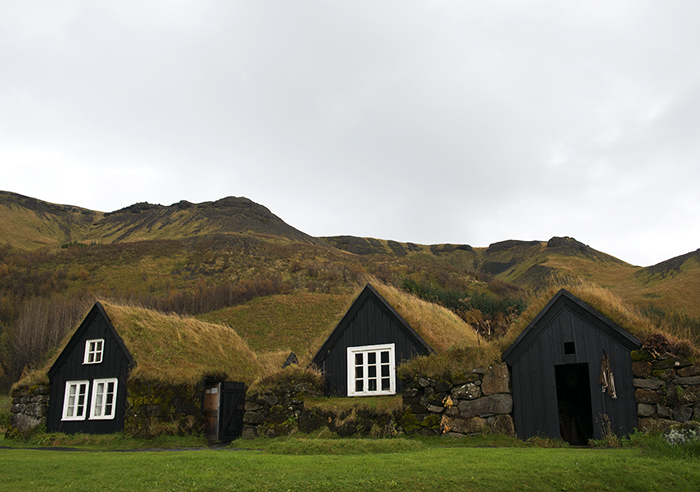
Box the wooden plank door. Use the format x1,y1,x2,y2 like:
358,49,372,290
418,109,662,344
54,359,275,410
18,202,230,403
219,382,246,441
203,382,221,442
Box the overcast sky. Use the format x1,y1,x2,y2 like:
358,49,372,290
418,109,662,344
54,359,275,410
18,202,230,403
2,1,699,267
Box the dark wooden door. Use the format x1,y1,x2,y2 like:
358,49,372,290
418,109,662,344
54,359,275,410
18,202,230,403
203,382,221,441
219,382,246,441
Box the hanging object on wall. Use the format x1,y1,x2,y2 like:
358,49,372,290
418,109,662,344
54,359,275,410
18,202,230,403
599,352,617,399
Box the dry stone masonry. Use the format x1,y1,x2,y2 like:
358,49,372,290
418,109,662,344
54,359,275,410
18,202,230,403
401,363,515,437
8,385,50,435
632,351,700,433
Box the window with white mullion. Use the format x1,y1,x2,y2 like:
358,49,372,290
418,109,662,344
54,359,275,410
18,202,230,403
347,343,396,397
62,381,89,421
89,378,118,420
83,339,104,364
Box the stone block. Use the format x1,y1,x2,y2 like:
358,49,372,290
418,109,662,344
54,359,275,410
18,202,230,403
635,389,663,405
451,383,481,401
677,376,700,386
680,385,700,404
427,405,444,413
652,369,675,381
244,401,263,412
443,416,487,435
481,364,510,395
490,414,515,437
632,361,652,378
445,407,460,417
242,411,265,425
677,365,700,378
241,426,258,440
657,405,671,418
418,377,433,388
402,388,419,398
638,418,675,434
459,394,512,418
672,406,693,423
435,380,452,393
633,378,664,390
637,403,656,417
10,413,44,433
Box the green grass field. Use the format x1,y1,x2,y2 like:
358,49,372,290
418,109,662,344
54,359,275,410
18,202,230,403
1,438,699,492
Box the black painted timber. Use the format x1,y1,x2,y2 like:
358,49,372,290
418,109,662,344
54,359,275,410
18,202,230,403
502,289,641,441
312,284,434,396
47,302,134,434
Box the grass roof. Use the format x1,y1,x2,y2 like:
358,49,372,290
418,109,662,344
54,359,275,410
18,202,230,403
16,301,279,389
101,303,268,386
362,281,480,353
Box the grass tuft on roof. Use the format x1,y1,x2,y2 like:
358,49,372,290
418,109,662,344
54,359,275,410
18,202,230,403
101,302,264,386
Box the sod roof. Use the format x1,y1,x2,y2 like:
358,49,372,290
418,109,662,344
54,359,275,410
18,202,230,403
17,301,266,388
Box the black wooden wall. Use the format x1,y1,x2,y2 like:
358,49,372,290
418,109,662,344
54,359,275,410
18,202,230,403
502,290,640,440
47,303,133,434
313,284,433,396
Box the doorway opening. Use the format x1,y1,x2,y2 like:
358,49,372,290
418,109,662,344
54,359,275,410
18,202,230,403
555,363,593,445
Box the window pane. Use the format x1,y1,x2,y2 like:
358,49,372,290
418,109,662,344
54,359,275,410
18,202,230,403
355,380,363,392
382,378,390,391
355,367,363,379
355,353,363,365
368,365,376,378
367,352,376,365
381,351,389,364
381,365,390,377
368,379,377,391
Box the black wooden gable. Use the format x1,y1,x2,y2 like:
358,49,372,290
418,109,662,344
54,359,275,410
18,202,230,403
312,284,433,396
502,289,640,365
48,302,133,380
47,302,134,434
502,289,641,443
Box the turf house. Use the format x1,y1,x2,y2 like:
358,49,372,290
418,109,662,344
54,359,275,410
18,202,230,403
33,302,257,441
312,283,435,397
502,289,641,444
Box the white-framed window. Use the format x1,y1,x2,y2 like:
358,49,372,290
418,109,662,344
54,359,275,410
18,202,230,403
347,343,396,397
83,339,104,364
62,381,89,421
89,378,118,420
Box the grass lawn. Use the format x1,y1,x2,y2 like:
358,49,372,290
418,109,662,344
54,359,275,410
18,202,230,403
1,438,699,492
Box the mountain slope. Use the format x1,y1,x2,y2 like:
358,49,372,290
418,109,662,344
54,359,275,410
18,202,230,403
0,191,102,250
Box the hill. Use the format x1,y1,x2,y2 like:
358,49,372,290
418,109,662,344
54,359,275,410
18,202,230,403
0,190,699,391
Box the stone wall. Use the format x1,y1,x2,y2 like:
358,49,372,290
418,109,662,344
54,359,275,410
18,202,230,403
7,385,49,436
241,364,514,439
632,352,700,433
400,363,515,437
242,382,404,439
124,379,203,437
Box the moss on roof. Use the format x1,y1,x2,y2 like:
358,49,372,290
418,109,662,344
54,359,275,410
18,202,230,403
16,301,267,389
101,302,264,385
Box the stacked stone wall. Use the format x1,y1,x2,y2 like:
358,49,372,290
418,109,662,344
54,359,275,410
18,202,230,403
632,352,700,433
7,385,50,436
400,363,515,437
241,364,514,439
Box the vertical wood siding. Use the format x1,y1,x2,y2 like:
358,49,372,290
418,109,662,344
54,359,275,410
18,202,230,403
47,306,132,434
505,291,639,440
315,286,433,396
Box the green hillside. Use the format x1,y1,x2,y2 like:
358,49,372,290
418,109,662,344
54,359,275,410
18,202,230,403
1,190,698,392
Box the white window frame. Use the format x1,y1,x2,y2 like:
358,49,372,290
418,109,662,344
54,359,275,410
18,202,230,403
62,380,90,421
347,343,396,397
83,339,104,364
89,378,118,420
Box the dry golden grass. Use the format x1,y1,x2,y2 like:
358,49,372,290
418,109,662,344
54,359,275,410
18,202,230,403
372,281,480,352
102,303,266,385
495,281,689,355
